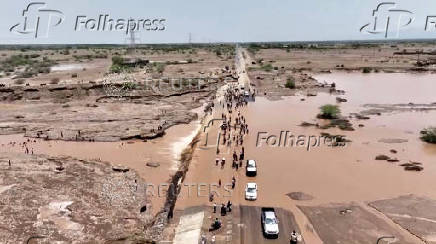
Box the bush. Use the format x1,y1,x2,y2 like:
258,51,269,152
362,67,372,73
319,104,341,119
111,55,124,66
155,63,166,73
110,65,122,73
122,82,137,90
420,127,436,143
50,77,60,84
261,64,273,72
71,73,78,78
285,77,295,89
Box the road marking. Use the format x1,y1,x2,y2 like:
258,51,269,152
173,211,205,244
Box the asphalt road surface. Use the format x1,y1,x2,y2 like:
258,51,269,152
233,206,304,244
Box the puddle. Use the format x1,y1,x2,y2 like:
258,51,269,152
51,64,87,72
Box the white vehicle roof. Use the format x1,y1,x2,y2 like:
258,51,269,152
246,183,257,188
265,211,276,219
247,160,256,167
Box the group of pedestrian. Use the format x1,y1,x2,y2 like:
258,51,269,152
210,84,253,232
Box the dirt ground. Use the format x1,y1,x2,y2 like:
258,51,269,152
370,195,436,244
298,203,417,244
0,152,151,244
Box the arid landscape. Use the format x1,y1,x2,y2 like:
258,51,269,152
1,42,436,244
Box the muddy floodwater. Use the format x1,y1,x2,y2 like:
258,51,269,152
236,73,436,208
220,73,434,242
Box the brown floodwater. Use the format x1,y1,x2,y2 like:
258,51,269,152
175,72,436,243
315,72,436,105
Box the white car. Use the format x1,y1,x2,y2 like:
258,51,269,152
261,208,279,238
246,159,257,176
245,183,257,200
244,91,250,97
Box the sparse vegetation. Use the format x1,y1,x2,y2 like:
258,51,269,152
152,62,166,74
318,104,341,119
110,55,132,73
285,77,296,89
122,82,137,90
362,67,372,73
260,63,273,72
0,54,55,78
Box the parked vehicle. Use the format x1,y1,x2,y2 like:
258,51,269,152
245,183,258,200
246,159,257,176
261,207,279,238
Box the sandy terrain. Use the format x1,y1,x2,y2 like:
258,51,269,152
0,152,151,244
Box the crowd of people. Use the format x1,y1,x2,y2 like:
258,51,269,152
208,84,253,230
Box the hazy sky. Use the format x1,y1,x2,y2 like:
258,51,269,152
2,0,436,44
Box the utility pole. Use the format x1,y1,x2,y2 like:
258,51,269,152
126,29,139,55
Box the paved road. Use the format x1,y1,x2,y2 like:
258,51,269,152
233,206,304,244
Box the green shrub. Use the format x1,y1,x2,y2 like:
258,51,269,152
285,77,295,89
111,56,124,66
122,82,137,90
110,64,123,73
362,67,372,73
261,64,273,72
420,127,436,144
319,104,341,119
154,63,166,73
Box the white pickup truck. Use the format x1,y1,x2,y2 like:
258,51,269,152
261,207,279,238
